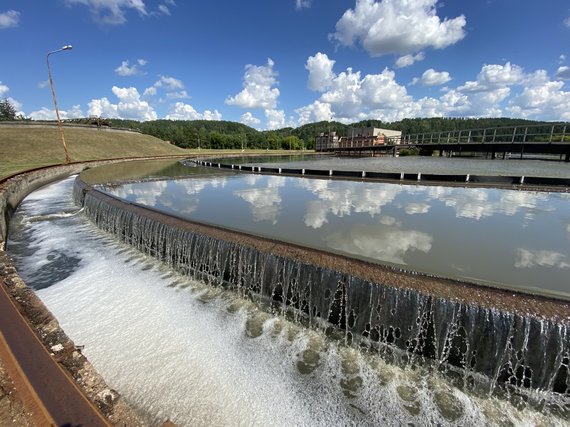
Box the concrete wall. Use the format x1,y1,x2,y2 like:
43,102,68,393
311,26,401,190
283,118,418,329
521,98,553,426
0,158,168,246
0,165,87,246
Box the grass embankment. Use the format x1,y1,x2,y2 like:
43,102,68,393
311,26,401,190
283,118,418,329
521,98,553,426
0,126,186,178
0,125,306,179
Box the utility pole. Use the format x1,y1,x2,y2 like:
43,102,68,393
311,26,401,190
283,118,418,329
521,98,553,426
47,44,73,164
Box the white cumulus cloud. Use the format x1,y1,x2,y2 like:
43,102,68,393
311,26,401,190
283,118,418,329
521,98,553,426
295,101,333,125
301,56,413,123
458,62,524,92
433,62,529,117
166,90,189,100
154,75,184,90
226,58,280,109
115,59,147,76
165,102,221,121
306,52,336,91
507,80,570,121
319,67,363,118
240,112,261,127
155,0,176,16
360,68,410,108
296,0,312,10
143,87,157,97
0,81,9,97
88,86,157,120
7,98,23,116
264,109,286,130
0,10,20,29
331,0,466,57
297,55,570,123
144,75,187,100
158,4,170,15
555,66,570,80
418,69,452,86
28,105,84,120
65,0,148,25
395,52,425,68
202,110,222,121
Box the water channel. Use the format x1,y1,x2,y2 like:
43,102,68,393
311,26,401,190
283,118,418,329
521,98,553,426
237,155,570,178
6,156,570,426
99,159,570,299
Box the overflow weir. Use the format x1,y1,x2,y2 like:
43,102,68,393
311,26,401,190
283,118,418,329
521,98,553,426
75,174,570,404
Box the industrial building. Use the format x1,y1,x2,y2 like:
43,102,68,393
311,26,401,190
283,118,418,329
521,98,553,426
315,127,402,151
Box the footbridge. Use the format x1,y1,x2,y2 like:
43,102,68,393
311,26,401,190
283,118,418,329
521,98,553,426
323,124,570,162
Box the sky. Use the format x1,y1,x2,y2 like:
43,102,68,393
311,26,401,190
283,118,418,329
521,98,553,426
1,0,570,130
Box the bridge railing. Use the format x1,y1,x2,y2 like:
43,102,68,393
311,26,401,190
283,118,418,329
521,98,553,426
392,124,569,145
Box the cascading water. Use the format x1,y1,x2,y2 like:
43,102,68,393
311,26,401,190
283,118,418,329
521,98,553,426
80,180,569,401
7,176,570,426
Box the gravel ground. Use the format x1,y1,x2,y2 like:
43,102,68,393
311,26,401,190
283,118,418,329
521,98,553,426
0,359,34,427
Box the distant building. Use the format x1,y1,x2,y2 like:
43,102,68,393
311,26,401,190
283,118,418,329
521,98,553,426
315,131,340,151
315,127,402,151
340,127,384,148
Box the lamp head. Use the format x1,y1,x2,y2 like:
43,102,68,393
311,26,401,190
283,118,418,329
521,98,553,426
62,45,73,51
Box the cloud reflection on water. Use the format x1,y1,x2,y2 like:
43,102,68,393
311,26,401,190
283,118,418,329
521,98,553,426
233,176,286,224
102,173,570,295
106,177,229,214
325,224,433,265
109,180,168,207
404,203,431,215
423,186,551,220
297,179,403,228
515,248,570,270
379,215,401,226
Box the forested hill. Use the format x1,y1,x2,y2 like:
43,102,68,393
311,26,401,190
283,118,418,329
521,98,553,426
69,117,558,150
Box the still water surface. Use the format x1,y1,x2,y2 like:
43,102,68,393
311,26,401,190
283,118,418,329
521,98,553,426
101,172,570,298
237,155,570,178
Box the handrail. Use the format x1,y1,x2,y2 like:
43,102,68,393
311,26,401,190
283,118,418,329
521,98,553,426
392,124,569,145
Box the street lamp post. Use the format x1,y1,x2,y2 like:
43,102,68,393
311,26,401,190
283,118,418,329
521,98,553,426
47,45,73,164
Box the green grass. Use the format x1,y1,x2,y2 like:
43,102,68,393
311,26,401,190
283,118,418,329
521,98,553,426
0,125,308,179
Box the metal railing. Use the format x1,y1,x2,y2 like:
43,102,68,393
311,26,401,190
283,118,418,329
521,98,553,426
390,124,569,145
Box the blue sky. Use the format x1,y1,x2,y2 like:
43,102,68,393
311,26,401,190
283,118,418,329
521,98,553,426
1,0,570,129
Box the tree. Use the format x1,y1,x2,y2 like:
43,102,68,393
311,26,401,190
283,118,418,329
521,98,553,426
0,98,17,121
